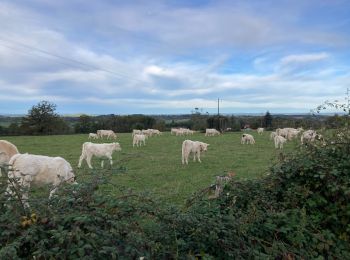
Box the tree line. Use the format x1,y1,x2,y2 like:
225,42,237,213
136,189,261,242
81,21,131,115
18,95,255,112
0,101,346,136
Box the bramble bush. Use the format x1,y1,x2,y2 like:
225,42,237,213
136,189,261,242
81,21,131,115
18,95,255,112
1,128,349,259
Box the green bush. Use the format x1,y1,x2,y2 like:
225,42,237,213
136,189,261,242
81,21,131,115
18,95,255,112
1,129,349,259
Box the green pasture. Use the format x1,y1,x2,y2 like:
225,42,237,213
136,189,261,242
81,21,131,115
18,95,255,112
3,131,298,205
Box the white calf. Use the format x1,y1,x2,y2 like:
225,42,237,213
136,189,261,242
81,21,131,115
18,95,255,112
142,129,153,137
257,128,264,135
133,134,146,147
78,142,122,169
301,130,316,144
6,153,77,207
241,134,255,144
97,130,117,140
132,129,142,137
88,133,98,140
150,129,162,136
181,140,209,165
205,128,220,136
274,135,287,149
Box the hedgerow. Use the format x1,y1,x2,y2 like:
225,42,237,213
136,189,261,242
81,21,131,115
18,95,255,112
1,128,349,259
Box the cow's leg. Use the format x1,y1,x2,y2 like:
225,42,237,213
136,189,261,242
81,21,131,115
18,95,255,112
78,153,85,168
86,155,93,169
101,160,104,168
108,155,113,166
49,186,58,199
197,152,201,163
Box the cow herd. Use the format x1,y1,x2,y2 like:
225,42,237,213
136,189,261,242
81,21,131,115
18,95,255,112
0,127,324,207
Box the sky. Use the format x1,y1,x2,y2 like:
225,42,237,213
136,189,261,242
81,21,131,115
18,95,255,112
0,0,349,115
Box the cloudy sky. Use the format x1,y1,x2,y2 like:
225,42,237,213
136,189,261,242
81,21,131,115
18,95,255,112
0,0,349,115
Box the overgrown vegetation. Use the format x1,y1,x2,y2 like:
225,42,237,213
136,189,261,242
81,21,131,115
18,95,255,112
1,127,349,258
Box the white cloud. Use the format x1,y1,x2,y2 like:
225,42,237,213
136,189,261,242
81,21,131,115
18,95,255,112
280,52,330,66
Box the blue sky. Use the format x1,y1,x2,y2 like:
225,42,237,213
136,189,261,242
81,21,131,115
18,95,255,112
0,0,349,115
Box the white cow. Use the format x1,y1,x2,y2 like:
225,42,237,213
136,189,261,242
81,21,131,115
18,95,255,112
181,140,209,165
274,135,287,149
88,133,98,140
78,142,122,169
241,134,255,144
97,130,117,140
132,129,142,137
0,140,19,176
276,128,301,141
133,134,146,147
6,153,77,207
301,130,316,144
176,128,186,136
142,129,153,137
152,129,162,136
287,129,300,141
257,128,264,135
205,128,220,136
171,128,178,135
277,128,289,139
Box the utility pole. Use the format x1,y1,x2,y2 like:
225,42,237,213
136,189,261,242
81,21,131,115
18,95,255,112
347,87,350,116
217,98,220,131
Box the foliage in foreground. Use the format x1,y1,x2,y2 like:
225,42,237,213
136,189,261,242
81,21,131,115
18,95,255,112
0,129,349,259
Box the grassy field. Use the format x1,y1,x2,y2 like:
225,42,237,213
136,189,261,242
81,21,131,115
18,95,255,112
3,131,299,205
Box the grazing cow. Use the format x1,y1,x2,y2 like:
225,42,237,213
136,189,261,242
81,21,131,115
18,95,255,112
152,129,162,136
276,128,301,141
257,128,264,135
97,130,117,140
78,142,122,169
241,134,255,144
205,128,220,136
0,140,19,176
6,153,77,208
132,129,142,137
181,140,209,165
133,134,147,147
274,135,287,149
141,129,153,137
287,129,300,141
171,128,178,135
88,133,98,140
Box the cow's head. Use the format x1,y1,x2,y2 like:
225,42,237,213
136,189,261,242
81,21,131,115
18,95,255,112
57,159,78,185
113,142,122,151
200,142,209,152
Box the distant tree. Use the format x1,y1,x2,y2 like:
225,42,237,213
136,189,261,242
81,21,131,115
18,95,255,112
263,111,273,128
21,101,69,135
74,114,93,133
